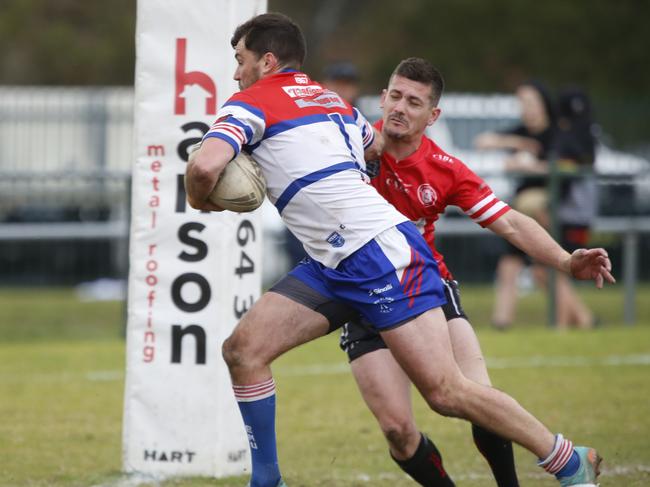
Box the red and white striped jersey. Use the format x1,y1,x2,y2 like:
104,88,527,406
370,121,510,279
204,70,407,268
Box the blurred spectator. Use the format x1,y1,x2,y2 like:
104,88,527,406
322,61,361,106
475,82,598,329
555,86,598,237
475,81,556,329
541,87,599,329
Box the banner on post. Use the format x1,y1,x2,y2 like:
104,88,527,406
124,0,267,477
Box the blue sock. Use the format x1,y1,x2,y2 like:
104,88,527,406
556,450,580,479
233,378,281,487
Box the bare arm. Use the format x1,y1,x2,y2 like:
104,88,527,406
487,209,615,288
488,210,570,270
185,137,234,211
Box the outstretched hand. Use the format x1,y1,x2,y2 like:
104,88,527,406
569,248,616,288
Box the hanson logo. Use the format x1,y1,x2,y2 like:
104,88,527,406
174,38,217,115
143,449,197,463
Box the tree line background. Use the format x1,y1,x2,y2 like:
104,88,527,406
1,0,648,151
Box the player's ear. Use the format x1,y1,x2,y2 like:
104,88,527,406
261,52,279,74
427,107,441,126
380,89,387,108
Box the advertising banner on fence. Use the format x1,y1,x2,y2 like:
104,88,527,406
124,0,267,477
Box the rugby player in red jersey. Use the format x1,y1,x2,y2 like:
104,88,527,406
340,58,612,487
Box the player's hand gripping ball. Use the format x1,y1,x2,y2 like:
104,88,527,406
187,142,266,213
209,152,267,212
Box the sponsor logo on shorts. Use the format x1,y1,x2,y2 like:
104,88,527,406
368,283,393,296
368,283,395,312
373,296,394,313
326,231,345,248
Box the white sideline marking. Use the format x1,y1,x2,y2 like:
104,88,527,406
79,353,650,382
86,370,124,381
91,464,650,485
274,353,650,376
90,473,169,487
350,464,650,482
487,353,650,369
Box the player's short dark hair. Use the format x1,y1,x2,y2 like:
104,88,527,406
391,57,444,106
231,12,306,69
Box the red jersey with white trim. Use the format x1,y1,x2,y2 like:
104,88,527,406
370,121,511,279
203,71,407,268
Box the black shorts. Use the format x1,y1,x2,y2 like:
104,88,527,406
339,278,468,362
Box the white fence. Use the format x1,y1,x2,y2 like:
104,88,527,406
0,86,133,173
1,87,649,322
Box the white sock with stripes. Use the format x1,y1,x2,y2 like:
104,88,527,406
538,434,577,476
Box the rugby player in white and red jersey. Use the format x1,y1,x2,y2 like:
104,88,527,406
185,13,612,487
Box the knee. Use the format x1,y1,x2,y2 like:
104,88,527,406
428,392,458,417
381,419,419,457
424,380,465,418
221,334,243,370
222,330,260,371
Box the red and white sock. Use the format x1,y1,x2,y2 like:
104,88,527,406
538,434,575,475
233,377,275,402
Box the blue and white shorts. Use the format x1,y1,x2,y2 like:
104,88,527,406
340,278,468,361
275,221,447,331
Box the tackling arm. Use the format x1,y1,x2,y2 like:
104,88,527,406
185,137,234,211
487,210,615,288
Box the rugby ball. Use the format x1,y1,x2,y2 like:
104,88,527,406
208,152,266,212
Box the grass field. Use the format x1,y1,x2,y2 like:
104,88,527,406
1,285,649,486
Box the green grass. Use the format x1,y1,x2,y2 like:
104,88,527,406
0,288,124,342
0,285,649,486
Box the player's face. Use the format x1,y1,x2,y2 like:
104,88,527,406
233,39,265,90
381,75,440,141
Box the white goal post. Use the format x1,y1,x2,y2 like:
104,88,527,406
123,0,267,478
